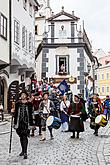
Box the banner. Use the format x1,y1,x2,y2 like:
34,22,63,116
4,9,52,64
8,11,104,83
58,79,68,95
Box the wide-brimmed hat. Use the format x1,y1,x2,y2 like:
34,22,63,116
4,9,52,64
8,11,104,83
42,91,49,97
34,92,40,96
74,94,80,99
19,90,28,97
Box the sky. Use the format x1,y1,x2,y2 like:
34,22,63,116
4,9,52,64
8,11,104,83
50,0,110,54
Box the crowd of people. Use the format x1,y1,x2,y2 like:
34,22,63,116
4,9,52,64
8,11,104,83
11,81,110,159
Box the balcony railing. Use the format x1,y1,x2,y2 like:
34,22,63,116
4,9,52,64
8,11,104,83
43,35,92,51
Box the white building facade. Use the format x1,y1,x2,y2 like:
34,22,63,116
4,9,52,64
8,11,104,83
0,0,10,111
36,7,95,98
8,0,39,112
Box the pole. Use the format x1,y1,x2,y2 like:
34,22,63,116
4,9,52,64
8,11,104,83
9,115,13,153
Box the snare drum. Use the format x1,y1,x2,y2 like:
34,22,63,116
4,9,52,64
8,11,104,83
46,116,61,129
95,114,108,127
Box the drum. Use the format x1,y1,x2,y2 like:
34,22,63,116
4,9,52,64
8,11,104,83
95,114,108,127
46,116,61,129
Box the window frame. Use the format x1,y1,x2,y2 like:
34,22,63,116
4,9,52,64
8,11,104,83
0,13,7,40
23,0,27,10
56,55,69,75
29,3,33,16
106,73,109,80
22,26,27,50
106,86,109,93
102,86,104,93
102,74,104,80
35,25,38,35
14,19,20,45
29,32,32,52
22,26,25,48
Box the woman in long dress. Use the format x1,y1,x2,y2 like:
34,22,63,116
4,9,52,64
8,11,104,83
69,95,85,138
60,94,70,132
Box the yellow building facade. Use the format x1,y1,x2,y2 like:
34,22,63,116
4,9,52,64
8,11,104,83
97,64,110,98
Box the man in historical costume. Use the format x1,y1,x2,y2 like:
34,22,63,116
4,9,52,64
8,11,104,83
103,95,110,119
69,95,85,139
78,93,86,108
13,90,33,159
88,94,102,136
31,92,42,136
39,92,55,141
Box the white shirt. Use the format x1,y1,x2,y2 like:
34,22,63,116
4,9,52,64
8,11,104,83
43,100,51,114
60,100,70,111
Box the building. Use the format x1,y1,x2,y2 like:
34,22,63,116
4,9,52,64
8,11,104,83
7,0,39,112
97,55,110,98
35,5,95,98
35,0,52,80
0,0,10,111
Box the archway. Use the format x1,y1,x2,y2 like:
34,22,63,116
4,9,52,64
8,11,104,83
0,77,8,112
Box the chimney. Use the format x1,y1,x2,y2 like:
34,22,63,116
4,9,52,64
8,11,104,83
52,12,54,16
62,6,64,12
72,11,74,16
47,0,50,8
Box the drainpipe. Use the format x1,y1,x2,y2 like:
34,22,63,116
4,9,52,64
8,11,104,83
92,56,99,94
9,0,12,69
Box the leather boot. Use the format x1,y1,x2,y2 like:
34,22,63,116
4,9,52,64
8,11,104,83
71,131,75,138
77,132,79,138
30,129,35,137
40,131,46,141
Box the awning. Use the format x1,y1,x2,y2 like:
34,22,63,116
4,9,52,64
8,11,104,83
10,59,21,73
18,64,28,75
11,59,21,66
26,67,34,72
0,60,9,70
26,67,35,77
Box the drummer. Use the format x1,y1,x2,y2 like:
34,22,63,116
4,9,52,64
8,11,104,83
39,92,55,141
88,94,102,136
31,92,42,136
69,95,85,139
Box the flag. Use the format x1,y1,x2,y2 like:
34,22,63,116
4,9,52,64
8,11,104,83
58,79,68,95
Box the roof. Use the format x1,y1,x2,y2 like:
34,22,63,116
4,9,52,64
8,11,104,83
34,0,40,7
47,7,80,22
0,60,9,70
99,63,110,69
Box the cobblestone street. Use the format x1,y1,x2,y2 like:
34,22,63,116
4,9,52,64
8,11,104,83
0,120,110,165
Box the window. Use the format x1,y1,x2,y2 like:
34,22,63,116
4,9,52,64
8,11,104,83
29,3,32,16
23,0,27,10
59,30,67,38
59,25,67,38
98,74,100,80
29,32,32,52
35,25,38,35
22,26,27,49
102,86,104,93
14,20,20,44
102,74,104,80
106,73,109,80
98,88,100,93
107,86,109,93
0,13,7,39
56,55,69,75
